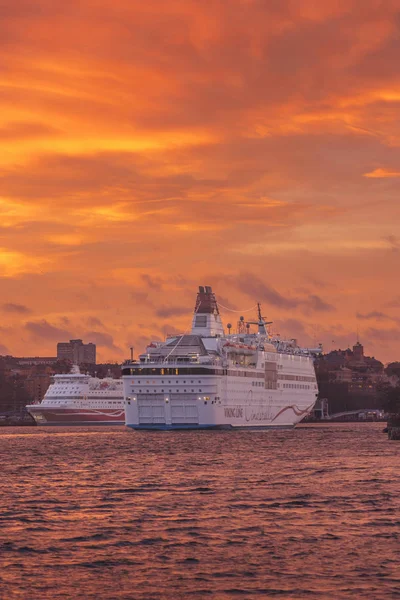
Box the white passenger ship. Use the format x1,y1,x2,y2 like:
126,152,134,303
26,366,124,426
123,286,320,430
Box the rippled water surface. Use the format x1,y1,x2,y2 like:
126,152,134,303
1,423,399,599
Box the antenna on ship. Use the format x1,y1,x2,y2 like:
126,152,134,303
246,302,273,335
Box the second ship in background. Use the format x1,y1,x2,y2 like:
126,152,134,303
26,366,124,425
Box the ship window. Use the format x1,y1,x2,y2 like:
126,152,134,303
195,315,207,327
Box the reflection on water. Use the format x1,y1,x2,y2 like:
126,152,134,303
1,423,399,599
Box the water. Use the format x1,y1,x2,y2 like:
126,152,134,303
0,423,399,600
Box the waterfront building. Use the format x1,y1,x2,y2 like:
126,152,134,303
57,339,96,365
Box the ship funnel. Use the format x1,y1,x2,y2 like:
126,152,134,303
191,286,224,338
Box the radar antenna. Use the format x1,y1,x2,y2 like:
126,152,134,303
246,302,272,335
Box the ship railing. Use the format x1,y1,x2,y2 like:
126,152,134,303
134,356,224,366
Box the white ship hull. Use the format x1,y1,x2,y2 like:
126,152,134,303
27,406,124,426
123,285,319,431
124,354,317,430
26,366,124,426
125,396,314,430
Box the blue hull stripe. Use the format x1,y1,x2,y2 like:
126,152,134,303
126,424,295,431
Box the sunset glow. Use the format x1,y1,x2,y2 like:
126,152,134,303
1,0,400,362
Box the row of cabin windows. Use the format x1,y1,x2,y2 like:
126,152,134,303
47,400,121,404
133,380,202,384
136,389,202,394
278,374,316,382
282,384,311,389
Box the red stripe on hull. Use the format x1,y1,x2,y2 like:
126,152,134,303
27,407,124,425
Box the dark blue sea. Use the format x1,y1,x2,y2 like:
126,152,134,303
1,423,399,599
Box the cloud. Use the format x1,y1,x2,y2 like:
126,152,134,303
384,235,400,252
24,320,72,341
364,327,400,342
86,316,104,328
84,330,122,354
0,344,9,354
156,305,190,318
386,296,400,308
141,274,163,290
0,0,400,362
2,303,31,314
234,274,300,310
364,168,400,178
130,290,153,305
307,295,335,313
0,122,60,141
357,311,397,321
229,274,334,313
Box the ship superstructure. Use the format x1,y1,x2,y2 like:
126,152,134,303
26,365,124,426
123,286,320,430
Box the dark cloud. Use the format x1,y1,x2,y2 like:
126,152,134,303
307,295,335,313
357,311,396,321
364,327,400,342
141,274,163,291
0,344,9,354
2,303,31,314
234,274,300,310
86,316,105,328
276,318,306,335
229,274,334,313
130,290,153,305
25,320,72,340
156,306,189,319
84,330,122,354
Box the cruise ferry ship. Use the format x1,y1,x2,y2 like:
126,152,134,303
123,286,320,430
26,366,124,425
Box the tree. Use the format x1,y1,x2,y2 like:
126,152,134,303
385,362,400,380
378,383,400,415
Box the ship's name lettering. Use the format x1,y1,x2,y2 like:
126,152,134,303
224,407,243,418
246,409,272,422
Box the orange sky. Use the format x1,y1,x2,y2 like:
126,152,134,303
1,0,400,363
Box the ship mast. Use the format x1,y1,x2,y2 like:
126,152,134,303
247,303,272,335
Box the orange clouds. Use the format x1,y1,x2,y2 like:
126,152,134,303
0,0,400,361
364,168,400,178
